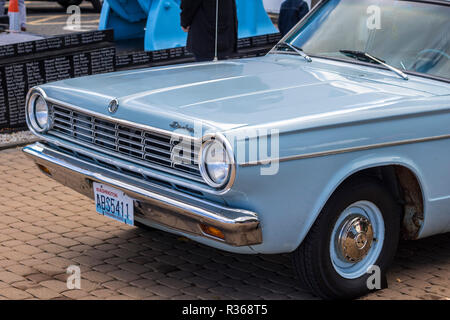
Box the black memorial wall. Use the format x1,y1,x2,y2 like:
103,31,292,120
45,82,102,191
0,30,280,132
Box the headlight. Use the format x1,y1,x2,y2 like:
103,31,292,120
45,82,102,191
27,91,50,132
199,137,234,189
35,96,49,129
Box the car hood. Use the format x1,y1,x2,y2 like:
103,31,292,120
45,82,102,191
40,54,449,135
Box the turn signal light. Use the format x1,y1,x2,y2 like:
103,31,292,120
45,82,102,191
37,164,51,176
200,224,225,240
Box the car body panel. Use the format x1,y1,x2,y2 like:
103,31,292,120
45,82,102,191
235,138,450,253
32,49,450,254
40,54,448,135
215,90,449,253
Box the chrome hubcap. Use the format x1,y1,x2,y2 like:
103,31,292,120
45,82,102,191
337,215,374,263
330,201,385,279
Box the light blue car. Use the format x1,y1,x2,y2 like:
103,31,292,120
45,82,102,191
24,0,449,299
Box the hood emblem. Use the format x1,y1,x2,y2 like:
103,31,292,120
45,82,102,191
108,99,119,114
170,121,194,134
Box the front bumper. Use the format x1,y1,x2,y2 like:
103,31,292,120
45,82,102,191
23,143,262,247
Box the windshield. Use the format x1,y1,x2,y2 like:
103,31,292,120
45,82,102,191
285,0,450,79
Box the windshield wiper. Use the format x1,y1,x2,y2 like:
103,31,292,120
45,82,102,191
339,50,408,80
273,42,312,62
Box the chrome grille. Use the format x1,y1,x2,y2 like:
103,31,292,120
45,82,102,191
48,104,202,181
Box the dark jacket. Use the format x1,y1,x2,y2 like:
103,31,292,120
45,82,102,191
278,0,309,36
181,0,238,60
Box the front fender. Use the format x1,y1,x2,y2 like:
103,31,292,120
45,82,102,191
226,148,429,254
290,153,428,250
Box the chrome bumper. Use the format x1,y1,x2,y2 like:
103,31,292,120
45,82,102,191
23,143,262,246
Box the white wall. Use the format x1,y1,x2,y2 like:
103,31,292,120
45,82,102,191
263,0,312,13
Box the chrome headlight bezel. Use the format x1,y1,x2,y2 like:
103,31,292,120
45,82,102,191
26,89,50,133
199,134,236,190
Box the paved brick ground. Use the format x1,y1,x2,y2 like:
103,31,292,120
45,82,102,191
0,147,449,300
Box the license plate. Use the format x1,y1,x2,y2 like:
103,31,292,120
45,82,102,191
94,182,134,226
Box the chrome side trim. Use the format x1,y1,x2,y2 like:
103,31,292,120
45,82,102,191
23,143,262,247
240,134,450,167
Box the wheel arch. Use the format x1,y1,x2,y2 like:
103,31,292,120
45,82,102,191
340,164,424,240
294,156,427,251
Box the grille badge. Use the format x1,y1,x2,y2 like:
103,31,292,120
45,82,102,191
108,99,119,114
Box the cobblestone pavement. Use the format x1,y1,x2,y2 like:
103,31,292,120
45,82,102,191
0,147,449,300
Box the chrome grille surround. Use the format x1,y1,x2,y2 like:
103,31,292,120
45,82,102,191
47,103,204,183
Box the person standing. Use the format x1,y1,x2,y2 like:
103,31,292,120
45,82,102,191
180,0,238,62
1,0,27,31
278,0,309,36
19,0,26,31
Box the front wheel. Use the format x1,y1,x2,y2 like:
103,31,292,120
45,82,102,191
292,178,401,299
